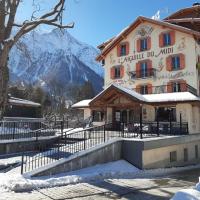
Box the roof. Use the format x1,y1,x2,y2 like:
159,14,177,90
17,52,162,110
91,84,146,104
72,84,200,108
97,37,115,50
71,99,92,108
9,97,41,107
164,5,200,20
96,16,200,61
143,92,200,103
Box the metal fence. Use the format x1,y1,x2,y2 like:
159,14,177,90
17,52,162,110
0,119,61,140
21,121,188,174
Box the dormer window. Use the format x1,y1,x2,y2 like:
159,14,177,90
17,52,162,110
117,42,129,57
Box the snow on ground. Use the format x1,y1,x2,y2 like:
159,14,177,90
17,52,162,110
171,189,200,200
2,160,200,193
172,174,200,199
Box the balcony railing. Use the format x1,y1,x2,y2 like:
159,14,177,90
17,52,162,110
129,68,156,79
134,83,198,96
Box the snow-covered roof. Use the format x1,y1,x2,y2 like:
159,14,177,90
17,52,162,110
143,92,200,103
9,97,41,107
71,99,92,108
72,84,200,108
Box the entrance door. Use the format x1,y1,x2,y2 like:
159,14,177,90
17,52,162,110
115,111,121,122
121,110,127,123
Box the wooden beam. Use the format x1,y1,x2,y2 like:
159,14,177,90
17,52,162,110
164,18,200,23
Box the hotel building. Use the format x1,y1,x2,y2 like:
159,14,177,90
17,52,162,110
73,4,200,136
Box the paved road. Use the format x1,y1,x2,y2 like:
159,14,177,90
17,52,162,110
2,167,200,200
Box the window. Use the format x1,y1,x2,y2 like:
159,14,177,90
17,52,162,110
92,111,104,122
117,42,129,57
163,32,171,46
120,44,127,56
195,145,198,159
140,38,148,51
184,148,188,162
172,56,180,70
110,66,124,79
166,54,185,71
140,62,148,78
114,67,121,79
159,31,175,48
140,85,148,94
172,82,181,92
170,151,177,162
156,107,176,122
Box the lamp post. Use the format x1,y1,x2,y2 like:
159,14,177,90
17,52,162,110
140,104,143,139
180,111,182,135
156,107,159,136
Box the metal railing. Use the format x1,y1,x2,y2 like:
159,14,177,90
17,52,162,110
134,83,198,96
21,120,188,174
129,68,156,79
0,119,60,140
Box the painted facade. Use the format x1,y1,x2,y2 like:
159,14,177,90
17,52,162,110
104,22,198,92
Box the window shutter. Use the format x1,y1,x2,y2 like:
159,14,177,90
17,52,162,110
170,31,175,46
147,60,152,76
125,42,129,55
110,67,115,79
147,83,153,94
136,85,141,93
120,66,124,78
167,82,172,93
159,33,164,48
117,45,121,57
136,62,140,78
166,56,172,71
180,53,185,70
180,80,187,92
147,37,151,50
137,39,141,52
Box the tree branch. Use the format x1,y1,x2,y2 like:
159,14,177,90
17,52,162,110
10,0,74,47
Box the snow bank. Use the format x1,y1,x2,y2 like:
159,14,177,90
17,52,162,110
171,189,200,200
0,160,139,192
2,160,200,193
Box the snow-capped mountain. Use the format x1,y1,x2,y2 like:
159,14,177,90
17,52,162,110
9,28,104,93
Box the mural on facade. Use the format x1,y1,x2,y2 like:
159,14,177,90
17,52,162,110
177,37,186,51
136,25,154,37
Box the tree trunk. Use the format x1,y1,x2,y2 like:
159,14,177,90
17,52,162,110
0,45,10,119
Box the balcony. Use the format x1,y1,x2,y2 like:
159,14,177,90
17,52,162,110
129,68,156,79
134,83,198,96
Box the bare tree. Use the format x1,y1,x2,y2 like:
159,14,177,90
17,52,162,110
0,0,74,118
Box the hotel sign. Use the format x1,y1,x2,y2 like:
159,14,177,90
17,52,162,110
118,47,174,64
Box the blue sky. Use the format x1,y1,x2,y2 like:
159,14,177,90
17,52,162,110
17,0,195,47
